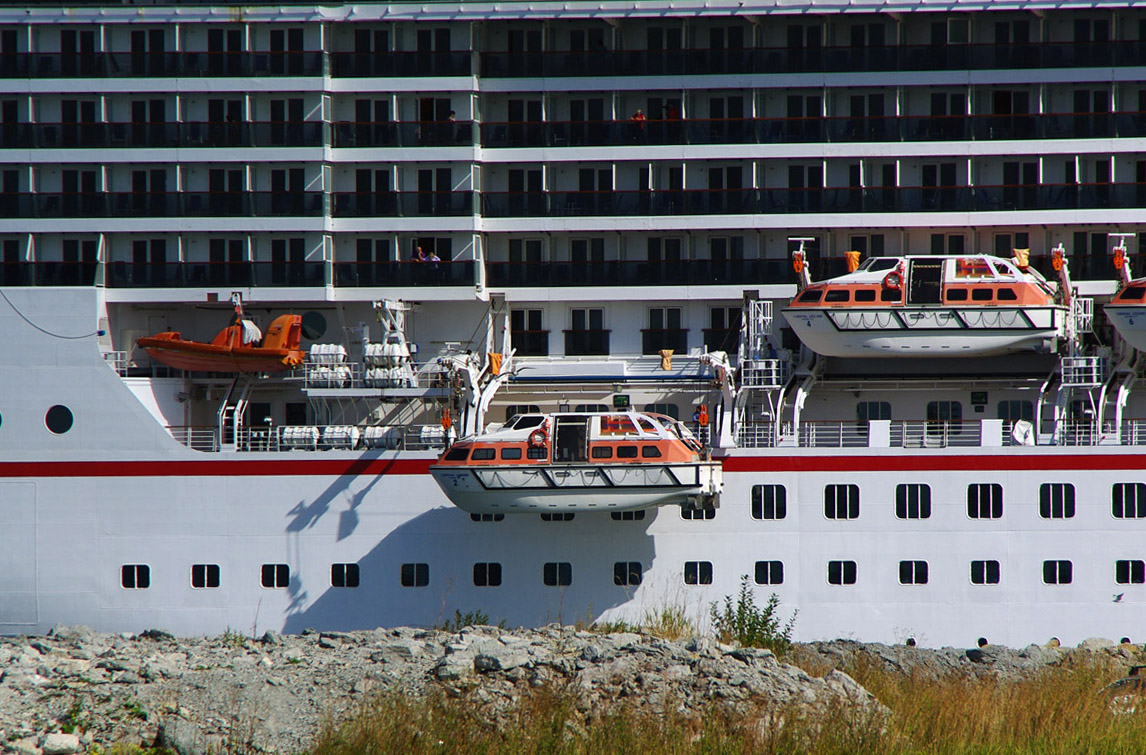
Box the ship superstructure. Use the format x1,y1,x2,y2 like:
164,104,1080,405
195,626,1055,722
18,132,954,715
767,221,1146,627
3,0,1146,645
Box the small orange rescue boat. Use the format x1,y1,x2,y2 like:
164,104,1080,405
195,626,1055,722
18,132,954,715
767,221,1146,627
138,302,305,373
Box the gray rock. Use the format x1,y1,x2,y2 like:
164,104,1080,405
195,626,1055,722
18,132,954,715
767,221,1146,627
39,733,80,755
158,717,206,755
1078,637,1115,652
8,737,41,755
474,645,531,672
139,629,176,643
261,630,284,646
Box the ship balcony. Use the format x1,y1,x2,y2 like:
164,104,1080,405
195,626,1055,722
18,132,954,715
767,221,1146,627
0,260,96,286
0,192,326,219
483,259,808,288
104,261,326,288
0,122,325,150
563,329,610,357
331,260,475,287
331,192,474,218
510,330,550,357
328,51,472,78
701,328,741,354
641,329,688,356
0,50,325,78
331,121,474,148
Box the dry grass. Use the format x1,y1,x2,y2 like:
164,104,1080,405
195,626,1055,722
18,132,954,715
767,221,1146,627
310,653,1146,755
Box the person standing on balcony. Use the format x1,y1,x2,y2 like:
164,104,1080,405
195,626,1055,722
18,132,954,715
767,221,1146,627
630,108,647,143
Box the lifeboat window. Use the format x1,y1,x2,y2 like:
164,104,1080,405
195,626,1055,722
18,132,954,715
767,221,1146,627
511,415,545,430
880,289,901,302
471,448,496,461
617,445,638,458
600,415,638,436
543,562,572,586
946,288,968,301
401,563,429,587
1121,286,1146,301
751,484,787,519
444,447,470,461
121,564,150,589
684,561,713,585
500,447,523,460
1112,482,1146,518
641,445,663,458
473,562,502,587
755,561,783,585
611,510,646,521
824,289,850,303
470,513,505,522
854,289,876,302
681,506,716,520
592,446,614,459
868,258,899,273
996,288,1017,301
971,288,993,301
614,561,643,586
527,446,548,459
797,290,823,303
637,417,658,432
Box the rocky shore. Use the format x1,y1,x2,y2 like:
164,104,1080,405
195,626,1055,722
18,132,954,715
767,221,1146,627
0,626,1141,755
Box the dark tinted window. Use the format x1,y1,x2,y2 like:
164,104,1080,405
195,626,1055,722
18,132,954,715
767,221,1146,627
641,445,662,458
824,289,850,302
798,290,823,303
617,445,638,458
471,448,496,460
996,288,1017,301
1120,286,1146,301
444,447,470,461
854,289,876,302
592,446,613,459
946,288,968,301
880,289,901,302
500,447,522,460
971,288,993,301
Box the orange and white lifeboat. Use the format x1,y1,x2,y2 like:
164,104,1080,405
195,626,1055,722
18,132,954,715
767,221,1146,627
782,254,1067,358
429,411,722,514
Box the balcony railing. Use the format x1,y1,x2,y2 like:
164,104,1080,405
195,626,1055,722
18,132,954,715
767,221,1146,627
328,51,471,77
332,260,475,287
484,259,810,287
0,51,324,78
105,261,325,288
331,120,474,148
641,328,688,355
511,330,550,357
0,261,96,286
564,329,610,356
0,121,325,149
0,192,325,219
331,191,473,217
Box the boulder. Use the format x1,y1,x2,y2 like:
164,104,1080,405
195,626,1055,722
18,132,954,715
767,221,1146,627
39,733,80,755
1078,637,1116,652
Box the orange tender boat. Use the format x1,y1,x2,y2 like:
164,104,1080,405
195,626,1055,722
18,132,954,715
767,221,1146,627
138,312,306,373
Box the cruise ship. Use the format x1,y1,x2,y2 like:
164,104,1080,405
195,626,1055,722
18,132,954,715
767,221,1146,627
3,0,1146,647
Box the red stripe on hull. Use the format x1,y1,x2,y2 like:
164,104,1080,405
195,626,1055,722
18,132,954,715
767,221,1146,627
0,458,435,478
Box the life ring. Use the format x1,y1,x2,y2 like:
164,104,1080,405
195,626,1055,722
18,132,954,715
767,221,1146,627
882,270,902,291
529,427,548,447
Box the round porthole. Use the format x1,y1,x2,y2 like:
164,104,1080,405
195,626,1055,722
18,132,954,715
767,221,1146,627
301,311,327,341
45,405,73,435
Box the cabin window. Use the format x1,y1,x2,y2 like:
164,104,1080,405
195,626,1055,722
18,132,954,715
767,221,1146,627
261,563,289,588
681,507,716,521
971,288,993,301
617,445,638,458
1042,560,1072,585
824,484,859,519
331,563,360,588
614,561,643,586
997,400,1034,423
600,415,638,436
857,401,891,422
527,446,548,459
880,289,901,302
797,290,823,303
755,560,783,585
611,510,646,521
926,401,962,427
444,447,470,461
1117,560,1146,584
470,513,505,522
121,564,150,589
899,560,928,585
1112,483,1146,518
471,448,496,461
191,564,220,589
1039,483,1075,519
996,288,1018,301
968,483,1003,519
591,446,613,459
506,405,541,422
1121,286,1146,300
895,484,931,519
500,447,522,460
946,288,968,301
401,562,429,587
684,561,713,585
574,404,610,413
543,562,572,586
540,512,574,521
824,289,850,303
641,445,662,458
473,562,502,587
644,403,680,420
971,560,1000,585
751,484,787,519
868,258,899,273
512,415,545,430
854,289,876,302
827,560,857,585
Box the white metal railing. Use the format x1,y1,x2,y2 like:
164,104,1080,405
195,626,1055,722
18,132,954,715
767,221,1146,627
1061,355,1106,387
892,421,982,448
741,358,791,389
798,421,870,448
165,424,449,453
737,422,778,448
1071,297,1094,336
102,350,127,376
289,361,442,390
167,426,219,452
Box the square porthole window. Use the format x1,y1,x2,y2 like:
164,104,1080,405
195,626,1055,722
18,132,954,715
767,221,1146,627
1116,560,1146,585
681,507,716,521
824,484,859,519
191,564,220,589
1039,483,1075,519
121,564,150,589
1112,483,1146,519
611,510,646,521
470,513,505,522
684,561,713,585
331,563,360,588
473,562,502,587
261,563,289,588
895,484,931,519
543,562,572,586
827,560,857,585
971,560,1000,585
754,560,783,585
1042,559,1073,585
751,485,787,520
401,562,429,587
614,561,643,586
899,560,928,585
968,483,1003,519
540,513,575,522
